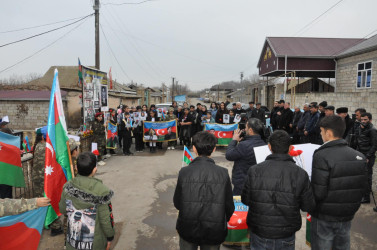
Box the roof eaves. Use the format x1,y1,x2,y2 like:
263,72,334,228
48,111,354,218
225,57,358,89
336,45,377,59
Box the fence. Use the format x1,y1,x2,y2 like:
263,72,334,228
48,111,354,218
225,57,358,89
13,154,34,198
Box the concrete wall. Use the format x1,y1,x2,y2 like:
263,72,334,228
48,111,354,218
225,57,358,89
336,49,377,92
285,91,377,120
0,100,67,130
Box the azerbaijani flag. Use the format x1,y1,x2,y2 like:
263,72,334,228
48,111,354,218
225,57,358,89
22,136,31,152
204,123,238,146
224,196,249,246
143,120,177,142
0,131,25,187
0,206,48,250
44,69,72,227
78,58,83,87
183,146,194,165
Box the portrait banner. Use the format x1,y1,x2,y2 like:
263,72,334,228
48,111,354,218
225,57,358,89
143,120,177,142
204,123,238,146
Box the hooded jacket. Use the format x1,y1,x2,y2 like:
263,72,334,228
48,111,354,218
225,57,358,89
311,139,367,222
59,175,115,250
173,157,234,245
241,154,315,239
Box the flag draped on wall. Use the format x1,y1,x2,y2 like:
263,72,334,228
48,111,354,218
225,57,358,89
0,207,48,250
204,123,238,146
0,131,25,187
44,69,72,227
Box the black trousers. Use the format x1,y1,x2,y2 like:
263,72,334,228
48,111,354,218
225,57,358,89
366,155,375,197
135,133,144,151
0,184,12,198
123,133,132,154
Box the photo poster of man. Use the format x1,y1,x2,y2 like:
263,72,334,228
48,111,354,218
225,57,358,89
223,114,230,124
143,120,177,142
234,114,241,123
139,111,147,121
82,65,108,124
65,200,96,250
100,85,108,111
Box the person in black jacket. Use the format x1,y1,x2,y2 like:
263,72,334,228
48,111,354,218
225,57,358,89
278,102,293,133
241,130,315,249
336,107,354,139
252,102,266,125
304,103,320,143
290,106,302,144
311,115,367,250
356,112,377,203
297,103,310,143
226,118,266,195
215,102,229,124
173,131,234,249
270,101,279,130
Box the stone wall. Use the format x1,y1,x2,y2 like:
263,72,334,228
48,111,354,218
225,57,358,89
0,100,67,130
285,91,377,120
336,49,377,92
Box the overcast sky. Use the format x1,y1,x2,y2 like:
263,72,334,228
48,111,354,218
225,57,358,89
1,0,376,90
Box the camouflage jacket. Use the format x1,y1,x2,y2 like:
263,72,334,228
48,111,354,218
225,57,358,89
32,142,46,183
164,114,177,121
92,120,106,140
0,198,38,217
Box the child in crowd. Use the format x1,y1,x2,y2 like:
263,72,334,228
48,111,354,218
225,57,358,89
92,112,106,161
229,110,235,124
59,152,115,250
146,110,160,153
134,106,145,152
179,108,193,147
201,111,215,125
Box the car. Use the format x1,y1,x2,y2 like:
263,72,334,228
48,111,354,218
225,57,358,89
226,103,249,110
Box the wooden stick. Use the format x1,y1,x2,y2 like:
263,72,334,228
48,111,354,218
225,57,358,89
66,141,75,178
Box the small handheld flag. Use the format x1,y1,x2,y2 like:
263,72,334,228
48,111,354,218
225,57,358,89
22,136,31,152
182,146,194,167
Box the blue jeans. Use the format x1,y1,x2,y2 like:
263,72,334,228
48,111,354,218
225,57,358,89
179,237,220,250
311,217,351,250
250,232,295,250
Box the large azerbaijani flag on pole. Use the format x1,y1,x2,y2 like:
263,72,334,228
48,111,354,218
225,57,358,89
0,131,25,187
204,123,238,146
223,196,249,246
44,69,73,227
0,206,48,250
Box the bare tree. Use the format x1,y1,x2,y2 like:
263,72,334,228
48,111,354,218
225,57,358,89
0,73,42,85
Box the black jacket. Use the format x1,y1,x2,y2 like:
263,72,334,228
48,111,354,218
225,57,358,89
291,111,302,129
225,135,266,194
356,123,377,159
311,139,367,222
297,111,310,132
173,157,234,245
252,108,266,125
241,154,315,239
278,108,294,132
215,109,229,124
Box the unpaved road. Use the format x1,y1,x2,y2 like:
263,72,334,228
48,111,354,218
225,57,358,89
38,144,377,250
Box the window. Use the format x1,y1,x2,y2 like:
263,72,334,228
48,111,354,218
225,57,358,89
357,61,372,88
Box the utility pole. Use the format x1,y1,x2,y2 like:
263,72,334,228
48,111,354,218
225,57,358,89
171,77,175,102
94,0,100,69
240,72,244,103
217,84,219,102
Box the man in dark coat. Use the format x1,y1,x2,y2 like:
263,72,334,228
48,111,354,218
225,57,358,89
173,131,234,249
290,106,302,144
241,130,315,249
225,118,266,195
311,115,367,250
304,103,320,143
252,102,266,125
246,101,255,119
356,112,377,203
278,102,294,133
297,103,310,143
314,101,327,144
270,101,280,130
234,102,245,115
336,107,354,139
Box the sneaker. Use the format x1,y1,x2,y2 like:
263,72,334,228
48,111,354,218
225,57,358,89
98,161,106,166
167,147,171,150
171,146,175,150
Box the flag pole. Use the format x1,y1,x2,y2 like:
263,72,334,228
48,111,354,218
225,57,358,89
66,141,75,178
182,146,185,168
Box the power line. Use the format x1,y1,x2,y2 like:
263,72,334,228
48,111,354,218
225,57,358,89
0,17,90,75
100,24,132,81
0,13,94,48
0,14,93,34
293,0,345,36
103,0,157,6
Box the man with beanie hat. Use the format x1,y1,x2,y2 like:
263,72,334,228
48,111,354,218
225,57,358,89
324,106,335,116
336,107,354,139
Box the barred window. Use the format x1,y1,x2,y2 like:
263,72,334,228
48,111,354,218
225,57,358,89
357,61,372,88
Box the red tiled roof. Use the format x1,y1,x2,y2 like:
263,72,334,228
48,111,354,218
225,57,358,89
0,90,67,100
267,37,365,57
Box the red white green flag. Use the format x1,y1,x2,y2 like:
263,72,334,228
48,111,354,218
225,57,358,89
44,69,73,227
22,136,31,152
306,213,312,246
204,123,238,146
224,196,249,245
182,146,194,166
0,131,25,187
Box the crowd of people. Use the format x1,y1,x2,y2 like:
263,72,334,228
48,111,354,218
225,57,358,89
1,97,376,250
